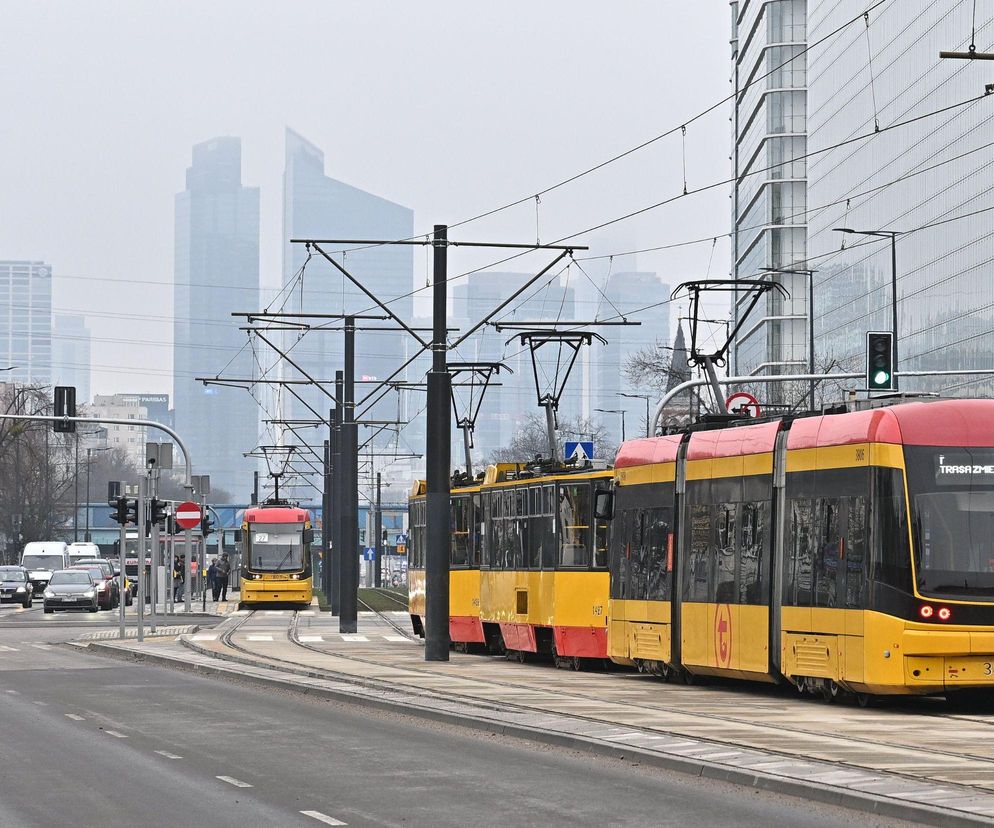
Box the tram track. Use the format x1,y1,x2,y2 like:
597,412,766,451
210,609,994,779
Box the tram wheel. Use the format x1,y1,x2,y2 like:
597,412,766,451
821,680,840,703
855,693,872,708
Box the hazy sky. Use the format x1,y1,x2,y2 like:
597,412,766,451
1,1,730,399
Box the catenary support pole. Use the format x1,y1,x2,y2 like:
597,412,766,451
374,472,382,589
425,224,452,662
891,233,900,391
322,437,331,603
136,476,146,643
332,372,343,616
340,320,358,634
149,468,159,634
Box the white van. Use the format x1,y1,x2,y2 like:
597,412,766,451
67,542,101,566
20,541,70,595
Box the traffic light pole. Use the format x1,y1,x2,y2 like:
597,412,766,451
136,476,146,643
149,469,159,634
374,472,382,589
118,520,127,640
425,225,452,662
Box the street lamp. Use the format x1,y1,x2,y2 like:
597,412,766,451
84,446,110,542
833,228,901,390
619,392,652,437
595,408,626,443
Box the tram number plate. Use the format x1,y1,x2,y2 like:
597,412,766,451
945,658,994,680
264,574,291,581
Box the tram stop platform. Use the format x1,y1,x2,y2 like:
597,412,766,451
79,609,994,827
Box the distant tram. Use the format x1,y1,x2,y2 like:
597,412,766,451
239,504,314,608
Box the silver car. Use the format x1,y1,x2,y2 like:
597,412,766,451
43,570,100,613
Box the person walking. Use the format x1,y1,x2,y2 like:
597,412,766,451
216,552,231,602
208,558,218,602
172,555,182,601
175,554,186,602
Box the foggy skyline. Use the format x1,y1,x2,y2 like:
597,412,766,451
0,2,730,399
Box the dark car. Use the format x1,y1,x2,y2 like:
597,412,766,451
0,566,33,608
43,570,99,613
69,564,118,610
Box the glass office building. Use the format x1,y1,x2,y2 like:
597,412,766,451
0,261,52,387
731,0,810,381
807,0,994,395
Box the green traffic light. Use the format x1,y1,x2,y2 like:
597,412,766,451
873,369,891,386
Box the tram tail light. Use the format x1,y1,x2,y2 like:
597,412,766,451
938,607,952,621
919,605,934,619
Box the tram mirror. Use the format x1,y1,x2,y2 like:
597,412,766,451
302,528,314,544
594,490,614,520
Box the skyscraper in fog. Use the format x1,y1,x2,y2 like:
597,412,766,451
281,128,414,493
53,313,91,403
0,260,52,386
174,137,260,501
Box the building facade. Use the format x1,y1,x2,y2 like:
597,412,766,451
89,394,148,467
807,0,994,394
730,0,810,381
0,260,52,386
174,137,260,502
53,313,91,403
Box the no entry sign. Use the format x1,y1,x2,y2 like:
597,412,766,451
174,501,202,530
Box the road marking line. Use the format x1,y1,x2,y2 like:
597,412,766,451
4,689,18,694
298,611,315,616
264,610,285,616
105,730,128,738
301,811,347,826
31,643,54,650
0,645,18,651
246,635,273,641
65,714,85,721
233,609,250,615
191,634,218,641
217,775,252,788
384,635,412,643
340,635,368,642
299,635,323,642
32,700,48,706
155,750,183,759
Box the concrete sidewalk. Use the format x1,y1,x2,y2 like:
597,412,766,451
80,611,994,827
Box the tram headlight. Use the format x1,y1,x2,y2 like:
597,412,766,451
919,605,934,619
937,607,952,621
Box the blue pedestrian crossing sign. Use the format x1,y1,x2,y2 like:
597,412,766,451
363,547,376,561
394,533,408,546
564,441,595,461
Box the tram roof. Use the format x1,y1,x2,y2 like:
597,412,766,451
244,505,310,523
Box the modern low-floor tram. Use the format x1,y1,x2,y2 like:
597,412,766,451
239,504,314,608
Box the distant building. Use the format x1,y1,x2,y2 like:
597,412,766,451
281,128,414,489
53,313,91,403
116,393,171,427
0,260,53,386
729,1,809,384
174,137,260,501
90,394,148,467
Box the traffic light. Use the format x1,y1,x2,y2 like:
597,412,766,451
53,386,76,433
866,331,894,391
149,498,168,527
110,496,129,526
202,511,214,537
125,498,139,526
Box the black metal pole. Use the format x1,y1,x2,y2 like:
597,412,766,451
425,224,452,662
332,372,343,616
374,472,382,588
890,233,899,391
340,322,359,634
809,270,816,410
322,437,331,603
84,448,91,542
73,434,79,542
252,471,259,505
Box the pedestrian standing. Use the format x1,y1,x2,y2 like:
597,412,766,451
216,552,231,602
175,554,186,602
172,555,182,601
208,558,219,602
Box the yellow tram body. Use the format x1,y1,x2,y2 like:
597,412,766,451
240,504,314,608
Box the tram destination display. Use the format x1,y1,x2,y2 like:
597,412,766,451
934,451,994,485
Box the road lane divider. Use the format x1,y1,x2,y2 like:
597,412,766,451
217,775,252,788
301,811,347,826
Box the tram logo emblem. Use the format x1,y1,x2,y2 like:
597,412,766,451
714,604,732,668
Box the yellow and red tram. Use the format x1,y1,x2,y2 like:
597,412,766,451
609,398,994,698
239,504,314,608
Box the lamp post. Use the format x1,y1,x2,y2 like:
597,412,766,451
595,408,626,443
84,446,109,542
619,392,652,437
833,228,901,390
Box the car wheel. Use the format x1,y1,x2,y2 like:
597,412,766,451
44,607,54,614
88,605,99,613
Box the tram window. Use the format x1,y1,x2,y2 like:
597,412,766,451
594,512,610,571
871,469,913,592
845,496,867,608
738,501,767,605
814,498,841,608
451,497,470,568
472,495,483,567
609,508,626,600
629,510,646,598
789,499,814,606
646,508,670,601
685,504,712,603
558,484,591,568
714,504,737,603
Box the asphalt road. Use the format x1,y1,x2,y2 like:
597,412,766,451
0,603,910,828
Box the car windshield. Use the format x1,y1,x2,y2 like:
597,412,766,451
0,569,26,581
248,523,304,571
74,568,104,579
22,555,63,570
909,447,994,598
50,572,92,585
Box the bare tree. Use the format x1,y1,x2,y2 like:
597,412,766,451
490,413,616,464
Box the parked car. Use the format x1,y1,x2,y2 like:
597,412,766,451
0,566,33,608
43,570,100,613
69,564,118,610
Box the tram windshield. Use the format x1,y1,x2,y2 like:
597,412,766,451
908,447,994,597
248,523,305,571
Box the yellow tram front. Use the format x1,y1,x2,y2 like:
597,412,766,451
240,504,314,608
